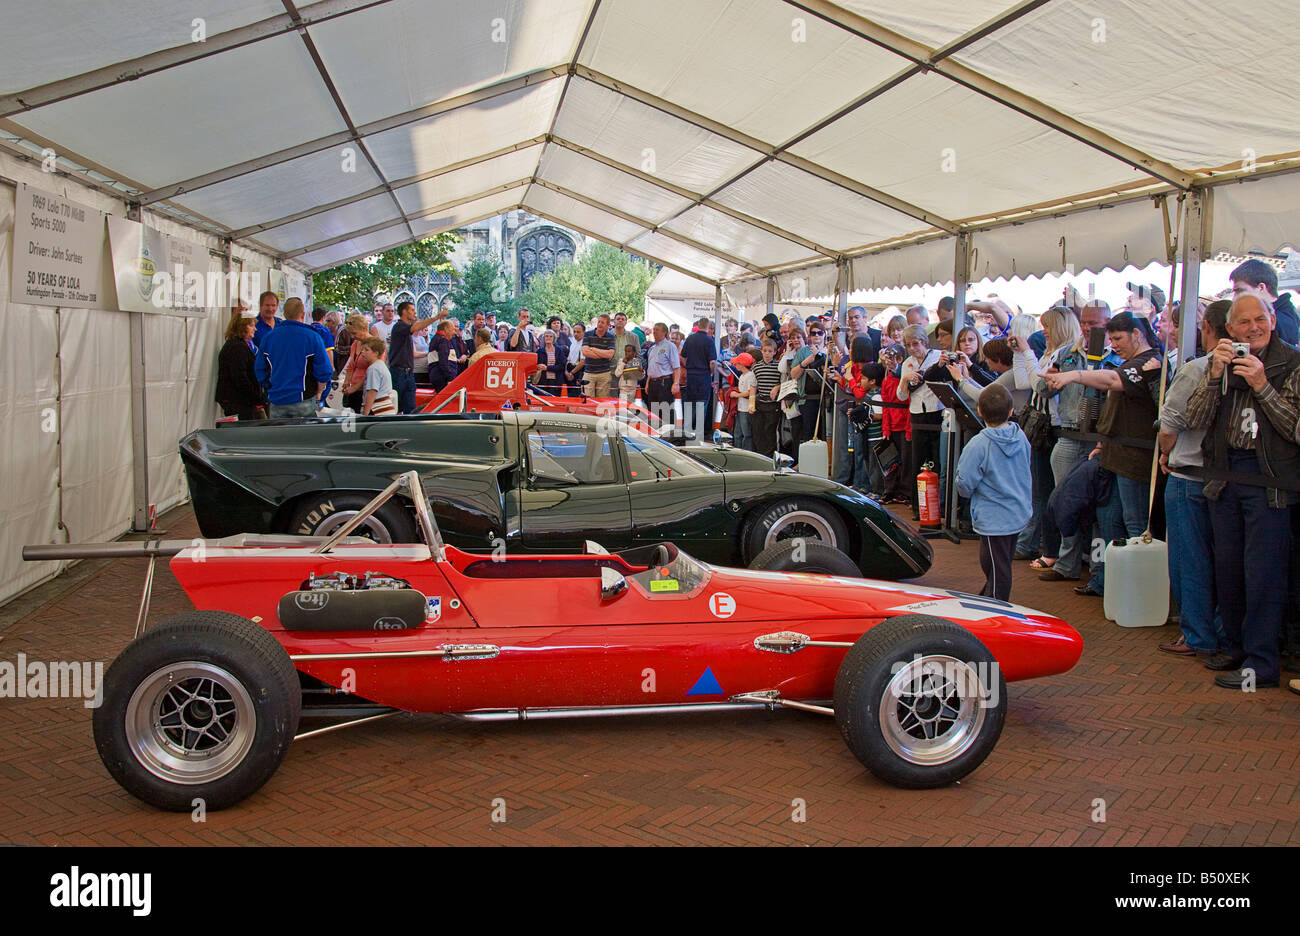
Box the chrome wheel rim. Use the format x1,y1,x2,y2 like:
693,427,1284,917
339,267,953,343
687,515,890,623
765,510,836,549
125,662,256,785
311,510,393,543
879,654,986,766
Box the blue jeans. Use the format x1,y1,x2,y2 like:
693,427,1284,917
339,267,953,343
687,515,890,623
1049,437,1090,577
683,372,713,441
392,367,416,414
1087,473,1150,593
1165,475,1224,653
733,410,753,451
1207,451,1292,682
833,409,868,489
269,399,318,418
1016,444,1055,556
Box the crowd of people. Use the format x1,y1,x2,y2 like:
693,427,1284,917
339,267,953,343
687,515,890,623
214,262,1300,694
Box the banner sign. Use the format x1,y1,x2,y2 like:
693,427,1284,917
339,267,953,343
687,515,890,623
283,268,306,301
11,184,107,308
107,216,209,317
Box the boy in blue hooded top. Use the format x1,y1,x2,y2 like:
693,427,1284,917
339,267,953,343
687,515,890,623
956,383,1032,601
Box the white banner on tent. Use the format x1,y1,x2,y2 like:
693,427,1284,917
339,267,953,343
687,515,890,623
283,268,306,301
10,184,107,308
107,215,208,316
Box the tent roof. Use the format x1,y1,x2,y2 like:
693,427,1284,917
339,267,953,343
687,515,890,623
4,0,1298,292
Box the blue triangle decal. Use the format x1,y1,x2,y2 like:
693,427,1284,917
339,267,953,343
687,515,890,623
687,666,723,696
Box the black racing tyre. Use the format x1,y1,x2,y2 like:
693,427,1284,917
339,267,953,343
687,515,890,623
748,540,863,577
93,611,301,811
288,491,417,544
833,615,1006,789
742,497,849,563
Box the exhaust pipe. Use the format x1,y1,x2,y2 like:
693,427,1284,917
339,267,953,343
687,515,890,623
450,701,774,722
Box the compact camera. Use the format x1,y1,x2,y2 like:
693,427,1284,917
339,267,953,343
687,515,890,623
1232,342,1251,359
943,351,960,364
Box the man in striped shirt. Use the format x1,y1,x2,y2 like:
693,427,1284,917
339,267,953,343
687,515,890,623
1184,294,1300,690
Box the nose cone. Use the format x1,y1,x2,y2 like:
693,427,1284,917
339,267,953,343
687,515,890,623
1007,613,1084,681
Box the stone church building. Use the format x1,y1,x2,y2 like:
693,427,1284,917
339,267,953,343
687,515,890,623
387,210,586,316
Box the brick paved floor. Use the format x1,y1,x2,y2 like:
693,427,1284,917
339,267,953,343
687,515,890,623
1,505,1296,846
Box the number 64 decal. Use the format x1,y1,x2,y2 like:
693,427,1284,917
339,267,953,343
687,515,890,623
486,364,515,389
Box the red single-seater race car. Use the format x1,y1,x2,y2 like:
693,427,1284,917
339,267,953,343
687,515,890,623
24,473,1082,811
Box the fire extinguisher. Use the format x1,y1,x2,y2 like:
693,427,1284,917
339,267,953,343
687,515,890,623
917,462,940,528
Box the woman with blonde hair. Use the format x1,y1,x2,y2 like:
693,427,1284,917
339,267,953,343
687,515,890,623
339,313,374,411
1026,307,1091,577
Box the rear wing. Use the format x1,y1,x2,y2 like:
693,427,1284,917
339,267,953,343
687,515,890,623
420,352,537,413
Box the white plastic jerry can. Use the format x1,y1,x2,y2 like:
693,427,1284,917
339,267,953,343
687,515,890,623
1103,535,1169,627
798,439,829,478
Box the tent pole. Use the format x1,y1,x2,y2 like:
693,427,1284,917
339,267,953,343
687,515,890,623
953,233,971,331
1177,190,1207,364
715,285,723,357
126,202,152,532
831,259,848,479
765,276,775,326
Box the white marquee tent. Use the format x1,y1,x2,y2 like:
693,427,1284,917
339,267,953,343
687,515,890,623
2,0,1299,604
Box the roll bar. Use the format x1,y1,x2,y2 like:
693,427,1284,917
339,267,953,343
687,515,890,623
311,471,444,557
21,472,443,637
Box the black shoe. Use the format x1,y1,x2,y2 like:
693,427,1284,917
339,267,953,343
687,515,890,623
1213,669,1279,690
1073,583,1102,597
1203,652,1247,671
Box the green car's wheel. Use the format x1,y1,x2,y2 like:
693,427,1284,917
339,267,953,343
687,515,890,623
743,497,848,563
289,492,417,544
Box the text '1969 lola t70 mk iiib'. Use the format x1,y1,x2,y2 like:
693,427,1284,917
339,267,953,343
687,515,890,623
23,473,1082,811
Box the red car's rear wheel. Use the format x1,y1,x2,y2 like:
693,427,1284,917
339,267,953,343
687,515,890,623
94,612,300,811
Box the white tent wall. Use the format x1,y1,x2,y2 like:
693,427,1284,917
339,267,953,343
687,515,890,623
0,150,294,607
0,181,62,601
1211,171,1300,257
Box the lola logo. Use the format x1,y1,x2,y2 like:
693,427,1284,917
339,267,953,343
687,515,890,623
49,866,151,916
137,243,156,302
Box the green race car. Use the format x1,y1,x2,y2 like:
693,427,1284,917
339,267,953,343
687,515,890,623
181,411,931,579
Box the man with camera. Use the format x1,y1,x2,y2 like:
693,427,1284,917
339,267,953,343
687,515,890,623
1184,294,1300,690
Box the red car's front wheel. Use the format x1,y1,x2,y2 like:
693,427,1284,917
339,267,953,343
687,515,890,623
833,615,1007,788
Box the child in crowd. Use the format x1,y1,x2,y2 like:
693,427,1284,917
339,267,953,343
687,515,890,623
956,383,1032,601
750,339,783,456
615,342,643,404
879,345,911,503
729,352,756,451
358,337,397,415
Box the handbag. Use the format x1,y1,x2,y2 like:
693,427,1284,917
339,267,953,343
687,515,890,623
1016,390,1055,451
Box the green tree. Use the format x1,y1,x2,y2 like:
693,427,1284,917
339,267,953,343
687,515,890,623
521,241,655,324
310,234,457,311
444,249,517,319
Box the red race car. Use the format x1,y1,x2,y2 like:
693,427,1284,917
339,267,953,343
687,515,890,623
415,352,662,435
24,473,1082,811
